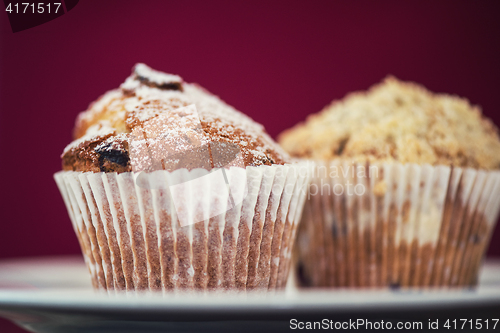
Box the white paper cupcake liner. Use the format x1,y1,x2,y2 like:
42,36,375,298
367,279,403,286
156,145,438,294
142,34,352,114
297,160,500,288
54,163,310,292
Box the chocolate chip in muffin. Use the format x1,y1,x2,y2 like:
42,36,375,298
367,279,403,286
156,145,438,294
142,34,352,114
122,63,184,94
136,75,183,91
95,137,130,172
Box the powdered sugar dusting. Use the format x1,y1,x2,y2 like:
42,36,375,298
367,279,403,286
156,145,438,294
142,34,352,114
65,63,290,169
76,89,125,126
130,104,213,172
95,133,128,153
63,123,115,154
183,83,290,163
87,90,123,115
120,77,141,92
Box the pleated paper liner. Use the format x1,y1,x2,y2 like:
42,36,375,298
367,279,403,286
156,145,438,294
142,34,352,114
297,160,500,288
54,163,310,293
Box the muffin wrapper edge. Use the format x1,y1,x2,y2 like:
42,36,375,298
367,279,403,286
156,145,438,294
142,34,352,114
54,163,310,292
298,161,500,288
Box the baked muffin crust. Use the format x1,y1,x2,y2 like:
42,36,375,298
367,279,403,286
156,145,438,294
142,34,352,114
279,77,500,170
62,64,290,172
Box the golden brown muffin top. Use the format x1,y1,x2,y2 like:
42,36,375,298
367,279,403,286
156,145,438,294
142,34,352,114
62,64,290,172
279,77,500,170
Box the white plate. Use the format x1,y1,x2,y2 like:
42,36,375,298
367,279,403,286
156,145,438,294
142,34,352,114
0,256,499,332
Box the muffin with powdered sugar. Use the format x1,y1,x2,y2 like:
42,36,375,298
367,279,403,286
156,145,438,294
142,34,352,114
55,63,310,292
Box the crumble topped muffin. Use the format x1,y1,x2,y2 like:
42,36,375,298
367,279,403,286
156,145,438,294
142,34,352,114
62,63,290,173
279,77,500,289
279,76,500,170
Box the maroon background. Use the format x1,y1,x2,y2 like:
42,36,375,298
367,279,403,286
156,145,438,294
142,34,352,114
0,1,500,331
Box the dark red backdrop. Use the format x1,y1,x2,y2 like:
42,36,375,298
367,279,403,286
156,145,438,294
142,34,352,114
1,1,500,262
1,1,500,331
